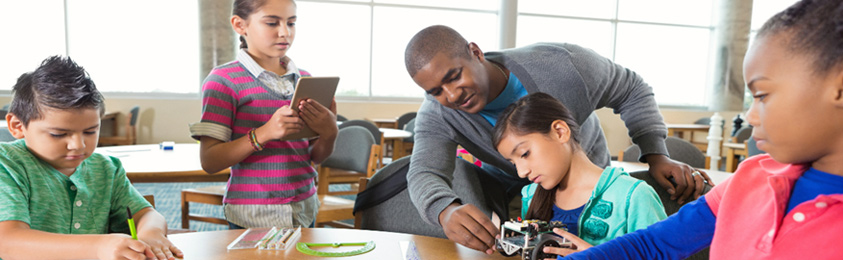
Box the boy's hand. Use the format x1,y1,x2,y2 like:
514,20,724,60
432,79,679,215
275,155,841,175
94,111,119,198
97,234,148,260
439,203,499,255
259,105,304,141
542,228,593,259
138,230,184,260
297,98,338,137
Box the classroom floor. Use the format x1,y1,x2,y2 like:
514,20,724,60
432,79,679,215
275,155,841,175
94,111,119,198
133,182,355,232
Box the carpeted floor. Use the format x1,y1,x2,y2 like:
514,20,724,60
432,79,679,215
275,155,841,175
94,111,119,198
133,182,355,232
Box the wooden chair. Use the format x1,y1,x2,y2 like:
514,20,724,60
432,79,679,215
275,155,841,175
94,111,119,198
99,106,139,146
618,137,711,169
338,120,384,166
180,185,227,229
353,177,369,229
316,126,381,196
395,112,417,130
397,118,416,158
314,126,380,228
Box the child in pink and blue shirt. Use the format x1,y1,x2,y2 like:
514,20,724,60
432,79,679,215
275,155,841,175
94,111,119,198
550,1,843,259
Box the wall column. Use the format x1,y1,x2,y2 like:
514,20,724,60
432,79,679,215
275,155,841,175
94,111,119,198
707,0,753,111
199,0,237,81
498,0,517,49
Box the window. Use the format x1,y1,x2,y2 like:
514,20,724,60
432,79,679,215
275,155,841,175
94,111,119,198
517,0,715,107
65,0,199,94
2,0,804,108
0,0,199,95
1,0,66,91
295,1,499,99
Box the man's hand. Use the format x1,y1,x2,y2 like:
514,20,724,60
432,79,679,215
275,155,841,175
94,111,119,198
645,154,713,204
541,228,593,259
438,203,499,254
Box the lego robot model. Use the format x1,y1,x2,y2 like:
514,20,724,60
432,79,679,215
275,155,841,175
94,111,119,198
495,219,572,260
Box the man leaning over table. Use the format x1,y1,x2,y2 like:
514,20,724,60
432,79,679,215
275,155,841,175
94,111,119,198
403,25,713,254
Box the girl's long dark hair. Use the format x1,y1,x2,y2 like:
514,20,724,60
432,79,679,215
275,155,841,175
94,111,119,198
493,92,581,221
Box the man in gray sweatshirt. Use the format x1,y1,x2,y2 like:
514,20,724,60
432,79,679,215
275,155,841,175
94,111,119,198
404,25,712,254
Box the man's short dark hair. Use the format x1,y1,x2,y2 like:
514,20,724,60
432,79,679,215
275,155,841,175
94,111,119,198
404,25,472,78
10,56,104,126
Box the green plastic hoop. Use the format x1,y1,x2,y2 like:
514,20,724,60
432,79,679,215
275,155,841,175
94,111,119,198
296,241,376,257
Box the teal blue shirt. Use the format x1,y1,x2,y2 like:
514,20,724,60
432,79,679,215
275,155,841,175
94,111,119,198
479,72,528,126
0,139,151,235
522,167,666,245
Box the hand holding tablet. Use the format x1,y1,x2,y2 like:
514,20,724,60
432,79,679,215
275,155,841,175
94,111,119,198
282,76,340,140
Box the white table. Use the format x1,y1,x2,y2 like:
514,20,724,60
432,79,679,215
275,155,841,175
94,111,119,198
379,128,412,160
95,143,230,183
610,160,732,185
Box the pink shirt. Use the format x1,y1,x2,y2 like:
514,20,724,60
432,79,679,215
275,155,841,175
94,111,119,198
705,154,843,259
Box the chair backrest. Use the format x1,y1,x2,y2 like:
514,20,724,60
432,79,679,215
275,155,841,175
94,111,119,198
127,106,139,144
731,126,752,143
336,114,349,122
693,117,725,126
321,126,376,173
128,106,140,126
620,137,706,168
395,112,417,130
746,138,765,157
339,119,382,145
354,156,508,238
402,118,416,143
628,170,711,260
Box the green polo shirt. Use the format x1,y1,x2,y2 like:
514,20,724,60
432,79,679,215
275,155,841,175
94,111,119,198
0,139,151,235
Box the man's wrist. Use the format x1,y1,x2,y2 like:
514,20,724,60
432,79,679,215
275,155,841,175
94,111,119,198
644,154,669,164
438,202,461,226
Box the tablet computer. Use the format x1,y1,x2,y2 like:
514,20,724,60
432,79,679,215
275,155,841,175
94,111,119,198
282,76,340,140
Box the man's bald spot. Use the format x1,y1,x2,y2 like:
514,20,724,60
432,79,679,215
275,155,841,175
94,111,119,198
404,25,472,78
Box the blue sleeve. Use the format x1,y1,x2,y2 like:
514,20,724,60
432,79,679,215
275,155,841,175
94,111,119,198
562,196,715,260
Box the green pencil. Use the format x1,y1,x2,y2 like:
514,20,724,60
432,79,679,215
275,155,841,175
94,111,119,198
126,206,138,240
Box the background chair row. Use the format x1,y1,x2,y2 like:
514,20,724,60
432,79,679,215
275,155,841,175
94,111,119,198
180,125,382,229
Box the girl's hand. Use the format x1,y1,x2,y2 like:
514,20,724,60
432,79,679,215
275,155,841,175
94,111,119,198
138,230,184,260
96,234,148,260
298,98,338,137
542,228,593,259
260,105,304,141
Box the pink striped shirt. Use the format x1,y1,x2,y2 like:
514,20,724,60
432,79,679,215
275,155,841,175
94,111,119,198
196,60,316,205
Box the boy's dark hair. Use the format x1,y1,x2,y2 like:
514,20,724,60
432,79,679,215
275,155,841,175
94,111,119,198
10,56,104,126
233,0,296,49
404,25,473,78
758,0,843,75
492,92,581,221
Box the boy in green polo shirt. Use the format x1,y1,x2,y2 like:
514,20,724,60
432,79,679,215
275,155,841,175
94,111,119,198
0,56,183,260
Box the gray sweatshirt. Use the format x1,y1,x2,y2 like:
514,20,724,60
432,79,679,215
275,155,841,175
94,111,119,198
407,42,669,226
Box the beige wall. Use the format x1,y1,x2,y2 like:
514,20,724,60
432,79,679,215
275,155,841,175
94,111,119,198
1,95,745,157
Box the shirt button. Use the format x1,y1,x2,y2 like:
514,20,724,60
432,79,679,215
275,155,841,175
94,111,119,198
816,202,828,208
70,186,76,191
75,200,82,207
793,212,805,222
74,223,81,229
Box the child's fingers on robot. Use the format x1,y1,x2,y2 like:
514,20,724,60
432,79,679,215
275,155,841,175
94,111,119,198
552,228,592,251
